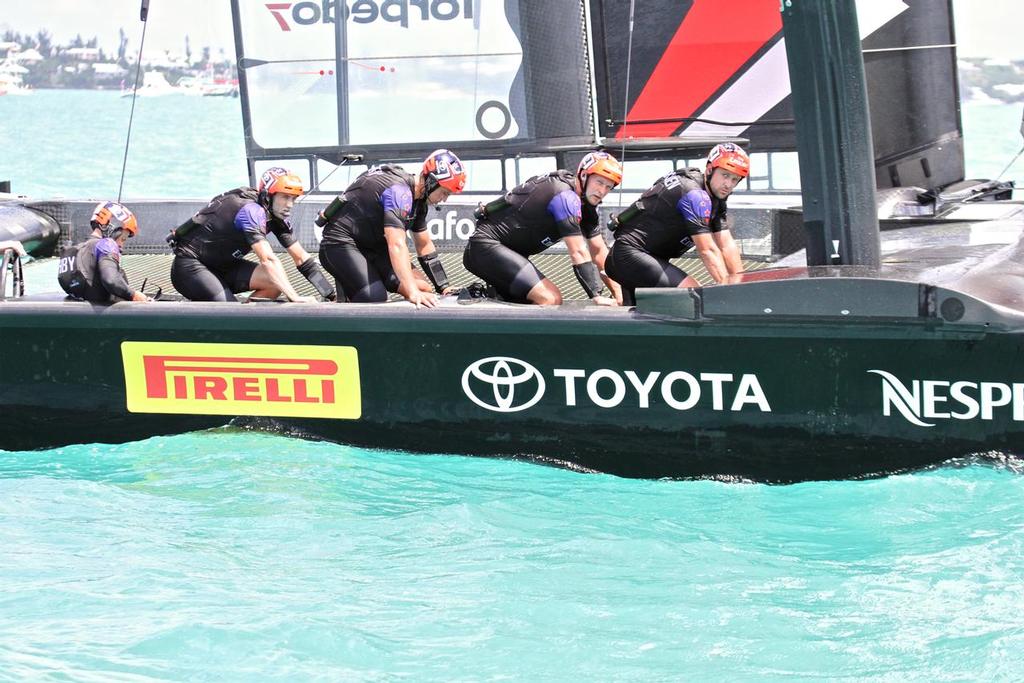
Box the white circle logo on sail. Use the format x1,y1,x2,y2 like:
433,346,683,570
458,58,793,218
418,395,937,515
462,357,545,413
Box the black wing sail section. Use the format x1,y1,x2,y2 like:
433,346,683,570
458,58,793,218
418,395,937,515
231,0,596,172
590,0,786,150
590,0,964,187
862,1,963,188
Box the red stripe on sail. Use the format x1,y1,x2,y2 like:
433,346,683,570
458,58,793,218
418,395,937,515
616,0,782,139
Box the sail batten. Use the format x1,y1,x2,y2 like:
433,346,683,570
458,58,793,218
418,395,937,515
589,0,964,186
231,0,596,168
232,0,966,191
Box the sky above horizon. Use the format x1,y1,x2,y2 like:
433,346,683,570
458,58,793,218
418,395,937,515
0,0,234,57
0,0,1019,61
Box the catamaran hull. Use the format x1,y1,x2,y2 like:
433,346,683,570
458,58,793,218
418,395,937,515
2,296,1022,481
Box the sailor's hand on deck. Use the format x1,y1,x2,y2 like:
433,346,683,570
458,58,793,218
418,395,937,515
591,295,617,307
131,291,153,303
290,295,318,304
407,289,438,308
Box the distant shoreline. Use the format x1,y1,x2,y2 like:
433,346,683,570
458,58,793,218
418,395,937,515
8,76,1021,105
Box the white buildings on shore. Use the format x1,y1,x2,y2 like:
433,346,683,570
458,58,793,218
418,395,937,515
0,37,236,94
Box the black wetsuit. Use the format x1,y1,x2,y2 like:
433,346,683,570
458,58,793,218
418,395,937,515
318,166,429,303
58,236,136,303
605,168,729,305
170,188,297,302
463,170,600,303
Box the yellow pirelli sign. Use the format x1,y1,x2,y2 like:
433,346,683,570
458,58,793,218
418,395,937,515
122,342,361,419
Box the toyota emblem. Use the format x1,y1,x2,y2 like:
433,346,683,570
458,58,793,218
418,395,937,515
461,356,545,413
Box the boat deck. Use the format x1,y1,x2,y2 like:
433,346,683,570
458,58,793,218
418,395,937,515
111,252,774,301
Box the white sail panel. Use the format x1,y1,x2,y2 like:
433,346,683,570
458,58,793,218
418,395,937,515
234,0,536,151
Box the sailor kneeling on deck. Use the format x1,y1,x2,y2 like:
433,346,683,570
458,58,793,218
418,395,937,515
605,143,748,306
58,201,152,303
316,149,466,308
464,151,622,306
168,167,334,303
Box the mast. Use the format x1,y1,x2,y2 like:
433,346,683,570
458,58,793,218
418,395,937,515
334,0,349,148
780,0,880,267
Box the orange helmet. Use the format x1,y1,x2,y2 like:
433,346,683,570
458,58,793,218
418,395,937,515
422,149,467,195
258,167,305,198
90,201,138,237
706,143,750,178
576,151,623,193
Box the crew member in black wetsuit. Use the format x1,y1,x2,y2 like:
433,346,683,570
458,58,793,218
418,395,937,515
463,151,622,306
317,149,467,308
605,143,749,305
58,201,152,303
169,167,333,303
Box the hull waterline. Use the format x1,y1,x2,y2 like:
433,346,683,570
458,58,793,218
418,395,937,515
3,275,1023,482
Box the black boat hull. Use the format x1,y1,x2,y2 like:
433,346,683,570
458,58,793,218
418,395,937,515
3,282,1023,481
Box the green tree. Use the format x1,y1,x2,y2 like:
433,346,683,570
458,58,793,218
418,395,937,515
35,30,52,58
118,27,129,65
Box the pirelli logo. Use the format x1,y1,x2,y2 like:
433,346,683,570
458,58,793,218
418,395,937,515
121,342,361,419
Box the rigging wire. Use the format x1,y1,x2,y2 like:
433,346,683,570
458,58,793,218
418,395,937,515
117,0,151,203
292,154,364,207
618,0,636,206
995,109,1024,183
995,147,1023,183
471,0,482,148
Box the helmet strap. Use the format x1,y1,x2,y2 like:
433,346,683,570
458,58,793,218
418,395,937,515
91,220,115,238
423,173,440,198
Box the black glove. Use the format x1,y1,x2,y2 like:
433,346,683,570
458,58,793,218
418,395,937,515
297,257,336,301
573,261,605,299
417,251,450,293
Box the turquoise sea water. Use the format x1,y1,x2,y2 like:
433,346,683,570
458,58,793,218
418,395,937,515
1,90,1022,198
2,91,1024,680
3,432,1024,680
0,90,249,200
